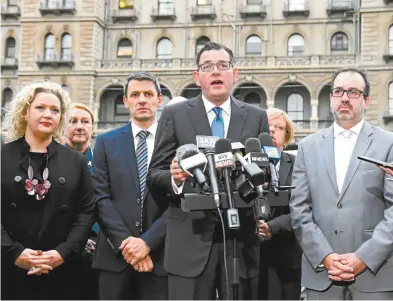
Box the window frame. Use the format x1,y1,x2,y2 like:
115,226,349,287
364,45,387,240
245,35,262,56
117,38,133,58
287,34,304,56
331,32,349,51
156,37,172,59
5,37,16,58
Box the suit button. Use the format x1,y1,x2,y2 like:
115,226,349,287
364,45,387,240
10,203,17,209
60,233,65,237
211,211,217,217
137,199,141,204
337,203,343,209
60,205,68,212
135,222,141,227
8,232,13,237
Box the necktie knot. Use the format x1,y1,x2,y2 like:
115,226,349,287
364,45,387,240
341,130,352,139
212,107,222,118
137,130,149,140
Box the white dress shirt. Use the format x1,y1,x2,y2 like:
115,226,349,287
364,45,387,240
172,95,232,194
131,122,158,167
334,119,364,193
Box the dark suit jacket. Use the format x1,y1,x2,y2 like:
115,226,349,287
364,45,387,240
263,152,302,269
91,123,167,276
1,137,95,298
147,94,269,279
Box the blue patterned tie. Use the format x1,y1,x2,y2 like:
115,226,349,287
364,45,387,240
136,131,149,196
211,107,225,138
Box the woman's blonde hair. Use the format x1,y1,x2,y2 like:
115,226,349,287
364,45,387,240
70,103,95,126
1,81,71,143
266,107,294,148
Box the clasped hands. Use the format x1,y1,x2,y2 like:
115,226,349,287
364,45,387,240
323,252,367,282
119,237,153,272
15,249,64,276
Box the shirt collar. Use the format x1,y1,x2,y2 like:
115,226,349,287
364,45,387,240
333,119,364,138
131,122,158,139
201,94,231,116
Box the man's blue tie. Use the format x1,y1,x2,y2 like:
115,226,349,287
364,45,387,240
211,107,225,138
136,130,149,197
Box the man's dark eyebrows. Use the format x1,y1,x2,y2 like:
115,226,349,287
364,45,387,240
129,89,155,94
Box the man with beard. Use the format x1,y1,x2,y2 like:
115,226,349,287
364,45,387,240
66,103,98,299
289,68,393,299
91,72,168,299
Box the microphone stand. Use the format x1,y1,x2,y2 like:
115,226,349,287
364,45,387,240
222,171,239,300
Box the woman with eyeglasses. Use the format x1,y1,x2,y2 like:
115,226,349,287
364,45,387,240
1,82,95,300
258,108,302,300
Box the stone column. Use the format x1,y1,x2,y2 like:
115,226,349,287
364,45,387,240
310,99,319,129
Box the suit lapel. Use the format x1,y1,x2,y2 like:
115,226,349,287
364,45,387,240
279,152,292,186
188,94,212,136
338,122,373,202
227,97,246,141
321,126,339,197
120,123,140,196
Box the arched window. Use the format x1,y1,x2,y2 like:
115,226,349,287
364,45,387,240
114,94,129,116
156,37,172,59
389,82,393,115
5,37,15,58
44,33,55,61
389,25,393,55
331,32,348,51
287,34,304,56
117,38,133,57
244,92,261,107
2,88,13,108
61,33,72,60
287,93,304,120
195,36,210,55
245,35,262,56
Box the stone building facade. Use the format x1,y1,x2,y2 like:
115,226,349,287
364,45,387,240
1,0,393,142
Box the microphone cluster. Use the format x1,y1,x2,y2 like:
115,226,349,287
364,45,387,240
175,133,296,231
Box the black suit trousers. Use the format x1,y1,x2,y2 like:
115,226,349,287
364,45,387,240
98,267,168,300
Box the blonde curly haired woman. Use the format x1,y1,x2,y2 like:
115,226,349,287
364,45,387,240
1,82,95,299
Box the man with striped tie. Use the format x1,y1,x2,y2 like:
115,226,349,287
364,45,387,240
91,72,168,299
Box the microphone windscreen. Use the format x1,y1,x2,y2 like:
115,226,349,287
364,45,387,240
214,138,232,154
258,133,275,147
245,138,261,153
176,144,199,162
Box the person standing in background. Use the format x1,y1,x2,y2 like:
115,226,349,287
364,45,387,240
258,108,302,300
65,102,98,299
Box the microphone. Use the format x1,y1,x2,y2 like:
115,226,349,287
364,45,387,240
244,138,269,170
195,135,221,208
214,138,240,229
245,137,269,197
231,141,265,188
176,144,209,191
258,133,280,195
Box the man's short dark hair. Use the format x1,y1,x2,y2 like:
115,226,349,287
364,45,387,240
330,68,370,97
123,72,161,97
196,42,234,67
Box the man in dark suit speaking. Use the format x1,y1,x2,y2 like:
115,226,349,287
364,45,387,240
147,42,269,300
